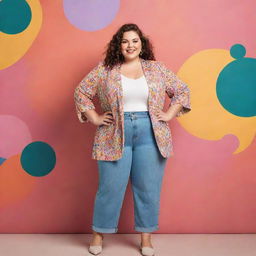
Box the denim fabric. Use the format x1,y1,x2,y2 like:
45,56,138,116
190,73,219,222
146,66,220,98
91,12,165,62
92,111,167,233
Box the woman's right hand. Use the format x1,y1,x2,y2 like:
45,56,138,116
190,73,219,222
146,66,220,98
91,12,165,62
92,111,114,126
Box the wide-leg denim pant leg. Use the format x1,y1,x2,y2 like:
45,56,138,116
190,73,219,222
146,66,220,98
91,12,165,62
92,111,167,233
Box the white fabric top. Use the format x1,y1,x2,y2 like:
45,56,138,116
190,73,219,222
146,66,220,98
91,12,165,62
121,74,149,112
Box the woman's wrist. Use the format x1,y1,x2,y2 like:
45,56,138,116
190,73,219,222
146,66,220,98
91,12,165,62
82,109,99,123
166,103,183,120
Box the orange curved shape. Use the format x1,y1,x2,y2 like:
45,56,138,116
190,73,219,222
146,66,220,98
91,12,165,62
0,154,36,208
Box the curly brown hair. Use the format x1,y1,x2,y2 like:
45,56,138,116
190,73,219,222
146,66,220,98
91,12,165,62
102,23,156,70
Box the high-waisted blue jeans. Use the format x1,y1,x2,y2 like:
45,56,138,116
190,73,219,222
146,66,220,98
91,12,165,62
92,111,167,233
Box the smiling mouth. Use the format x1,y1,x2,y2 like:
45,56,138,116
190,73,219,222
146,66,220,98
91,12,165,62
126,49,136,53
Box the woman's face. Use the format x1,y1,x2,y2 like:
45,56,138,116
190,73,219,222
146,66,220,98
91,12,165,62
120,30,142,61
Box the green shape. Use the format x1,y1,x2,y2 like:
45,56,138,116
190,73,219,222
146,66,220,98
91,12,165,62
216,44,256,117
20,141,56,177
230,44,246,59
0,0,31,34
0,157,6,165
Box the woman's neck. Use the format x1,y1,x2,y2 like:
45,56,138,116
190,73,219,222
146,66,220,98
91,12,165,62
123,57,141,66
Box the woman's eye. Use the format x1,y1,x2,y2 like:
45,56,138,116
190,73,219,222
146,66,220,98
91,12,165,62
121,41,138,43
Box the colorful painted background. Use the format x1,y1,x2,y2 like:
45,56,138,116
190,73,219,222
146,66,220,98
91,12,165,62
0,0,255,233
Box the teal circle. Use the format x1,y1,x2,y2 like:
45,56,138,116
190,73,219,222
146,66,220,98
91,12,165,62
0,0,31,34
216,57,256,117
20,141,56,177
230,44,246,59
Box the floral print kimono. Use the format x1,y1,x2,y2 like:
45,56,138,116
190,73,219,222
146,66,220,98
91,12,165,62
74,58,191,161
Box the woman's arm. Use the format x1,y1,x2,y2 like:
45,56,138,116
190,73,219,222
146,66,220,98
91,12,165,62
74,61,103,123
157,61,191,117
80,109,99,123
165,103,183,120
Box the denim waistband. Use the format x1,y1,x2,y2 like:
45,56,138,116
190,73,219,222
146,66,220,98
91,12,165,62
124,111,150,119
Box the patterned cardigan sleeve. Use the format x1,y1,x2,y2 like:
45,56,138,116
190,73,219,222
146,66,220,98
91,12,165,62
157,61,191,117
74,61,103,123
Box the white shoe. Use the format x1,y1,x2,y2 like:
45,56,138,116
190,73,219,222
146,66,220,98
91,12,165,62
88,245,102,255
140,243,155,256
88,234,104,255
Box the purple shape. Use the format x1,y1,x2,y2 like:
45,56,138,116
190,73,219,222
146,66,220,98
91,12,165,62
63,0,120,31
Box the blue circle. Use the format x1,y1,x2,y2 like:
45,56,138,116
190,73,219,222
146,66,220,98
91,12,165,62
230,44,246,59
20,141,56,177
216,57,256,117
0,0,31,34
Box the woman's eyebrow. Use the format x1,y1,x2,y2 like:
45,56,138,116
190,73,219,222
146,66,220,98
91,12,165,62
122,38,139,41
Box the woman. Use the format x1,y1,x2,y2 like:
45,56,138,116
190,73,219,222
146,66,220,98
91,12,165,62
74,23,191,256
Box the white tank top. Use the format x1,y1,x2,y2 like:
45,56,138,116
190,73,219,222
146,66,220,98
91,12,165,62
121,74,149,112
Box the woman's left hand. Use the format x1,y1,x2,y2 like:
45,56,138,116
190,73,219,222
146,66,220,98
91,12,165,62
155,109,172,122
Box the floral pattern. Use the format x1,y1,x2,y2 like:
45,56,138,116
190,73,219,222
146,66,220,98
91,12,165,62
74,58,191,161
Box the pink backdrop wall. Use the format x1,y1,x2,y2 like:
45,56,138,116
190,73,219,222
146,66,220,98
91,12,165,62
0,0,255,233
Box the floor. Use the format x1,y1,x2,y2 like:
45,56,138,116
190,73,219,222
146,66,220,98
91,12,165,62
0,234,255,256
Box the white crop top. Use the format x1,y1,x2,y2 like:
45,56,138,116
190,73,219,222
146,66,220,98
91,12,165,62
121,74,149,112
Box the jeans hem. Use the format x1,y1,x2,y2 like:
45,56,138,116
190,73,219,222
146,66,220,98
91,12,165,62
92,225,118,233
134,225,159,232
